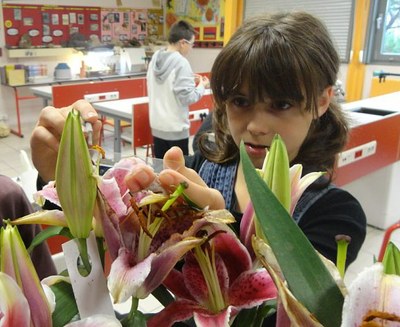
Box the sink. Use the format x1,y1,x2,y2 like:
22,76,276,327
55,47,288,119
351,107,396,116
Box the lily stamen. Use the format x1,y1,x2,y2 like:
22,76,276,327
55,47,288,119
363,310,400,324
162,182,189,212
138,208,153,239
193,244,226,313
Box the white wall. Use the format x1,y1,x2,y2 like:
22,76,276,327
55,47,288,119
186,48,220,73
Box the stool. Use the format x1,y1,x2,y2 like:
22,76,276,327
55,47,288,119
378,221,400,261
100,116,131,146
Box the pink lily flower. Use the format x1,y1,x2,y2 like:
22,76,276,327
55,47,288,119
147,223,277,327
100,185,236,302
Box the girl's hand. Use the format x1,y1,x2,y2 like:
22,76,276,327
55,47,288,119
125,147,225,210
30,100,102,183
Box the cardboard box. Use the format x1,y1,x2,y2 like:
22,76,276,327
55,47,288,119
7,69,26,86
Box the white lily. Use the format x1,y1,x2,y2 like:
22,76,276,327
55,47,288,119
342,263,400,325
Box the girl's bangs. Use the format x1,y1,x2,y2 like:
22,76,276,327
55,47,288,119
217,37,306,105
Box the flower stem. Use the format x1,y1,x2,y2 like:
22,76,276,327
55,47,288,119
128,297,139,320
121,297,147,327
77,238,92,274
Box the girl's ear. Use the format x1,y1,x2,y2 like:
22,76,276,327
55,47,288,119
317,86,334,117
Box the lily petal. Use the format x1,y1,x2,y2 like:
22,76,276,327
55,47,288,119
213,228,253,282
139,235,206,299
94,191,124,261
108,248,155,303
0,272,31,327
34,181,59,206
10,210,67,227
64,314,122,327
99,177,129,217
290,168,323,215
194,307,231,327
147,299,207,327
239,202,256,255
228,269,277,308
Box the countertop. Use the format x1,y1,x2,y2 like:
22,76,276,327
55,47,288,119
3,71,146,88
343,91,400,127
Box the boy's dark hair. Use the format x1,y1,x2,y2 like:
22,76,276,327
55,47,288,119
201,11,348,180
168,20,195,43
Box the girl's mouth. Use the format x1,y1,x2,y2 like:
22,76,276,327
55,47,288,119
244,143,269,157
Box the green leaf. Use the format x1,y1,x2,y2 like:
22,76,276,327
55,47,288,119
27,226,73,254
240,142,344,327
121,310,147,327
383,242,400,275
51,280,79,327
232,300,276,327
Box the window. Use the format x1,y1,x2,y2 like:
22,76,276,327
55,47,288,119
244,0,355,63
366,0,400,64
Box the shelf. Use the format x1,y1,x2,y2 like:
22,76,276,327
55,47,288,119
6,48,79,58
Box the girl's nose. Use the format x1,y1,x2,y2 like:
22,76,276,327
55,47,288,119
247,104,270,135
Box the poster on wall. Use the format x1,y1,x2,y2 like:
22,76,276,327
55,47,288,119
131,10,148,43
100,8,148,46
2,4,101,48
147,9,164,42
166,0,224,47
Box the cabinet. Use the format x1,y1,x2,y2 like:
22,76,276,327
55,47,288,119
6,48,78,58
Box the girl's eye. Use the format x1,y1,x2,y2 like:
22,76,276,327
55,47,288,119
271,101,292,111
229,96,251,108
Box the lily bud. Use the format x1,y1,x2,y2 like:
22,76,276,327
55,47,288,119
56,108,97,239
0,272,31,326
261,134,291,211
0,224,52,327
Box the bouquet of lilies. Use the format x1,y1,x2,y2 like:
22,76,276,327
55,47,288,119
1,108,400,327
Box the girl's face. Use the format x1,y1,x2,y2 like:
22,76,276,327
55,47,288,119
226,84,331,169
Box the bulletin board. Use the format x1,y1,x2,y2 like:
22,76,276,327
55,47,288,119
100,8,148,44
2,4,101,48
166,0,224,48
100,8,164,45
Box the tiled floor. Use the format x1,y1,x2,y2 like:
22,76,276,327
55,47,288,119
0,102,398,313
